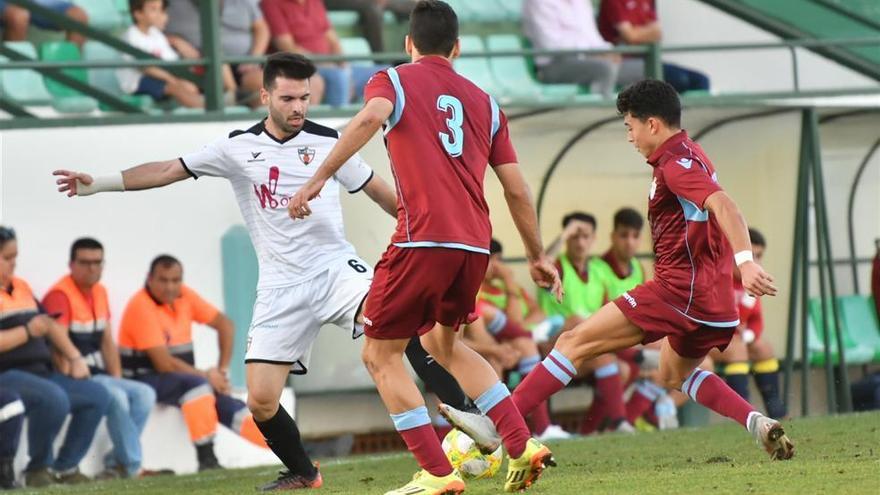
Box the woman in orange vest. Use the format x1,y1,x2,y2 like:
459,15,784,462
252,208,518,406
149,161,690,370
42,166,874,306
0,226,111,487
43,237,158,479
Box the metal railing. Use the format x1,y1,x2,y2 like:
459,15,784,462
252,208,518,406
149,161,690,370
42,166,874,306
0,0,878,125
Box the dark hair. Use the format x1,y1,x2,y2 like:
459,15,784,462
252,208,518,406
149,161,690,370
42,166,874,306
616,80,681,128
409,1,459,56
490,238,503,255
562,211,596,230
70,237,103,262
128,0,164,22
749,228,766,248
149,254,181,275
613,208,644,231
0,226,16,249
263,53,317,90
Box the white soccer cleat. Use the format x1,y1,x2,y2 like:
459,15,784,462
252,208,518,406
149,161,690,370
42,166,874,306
438,404,502,454
654,396,679,430
613,420,636,434
537,424,572,442
748,413,795,460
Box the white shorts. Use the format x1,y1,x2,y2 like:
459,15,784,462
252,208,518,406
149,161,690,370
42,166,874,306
244,255,373,374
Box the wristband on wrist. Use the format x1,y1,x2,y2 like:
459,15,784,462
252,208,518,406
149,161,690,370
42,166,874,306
77,172,125,196
734,250,754,267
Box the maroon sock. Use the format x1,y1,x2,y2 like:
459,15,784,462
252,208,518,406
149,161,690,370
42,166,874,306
529,401,552,435
683,369,755,428
398,424,453,477
512,365,567,417
484,396,531,458
595,372,626,421
579,400,604,435
625,390,654,424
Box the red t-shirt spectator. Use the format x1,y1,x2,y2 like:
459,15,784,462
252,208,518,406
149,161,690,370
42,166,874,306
598,0,657,44
261,0,332,54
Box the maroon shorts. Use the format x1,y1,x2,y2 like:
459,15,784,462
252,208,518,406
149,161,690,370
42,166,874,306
613,281,736,359
363,246,488,340
494,319,532,342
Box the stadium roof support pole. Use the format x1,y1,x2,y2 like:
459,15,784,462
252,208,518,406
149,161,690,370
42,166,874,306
783,120,808,415
807,108,853,413
803,109,837,415
199,1,224,112
0,97,35,118
645,43,664,80
846,137,880,294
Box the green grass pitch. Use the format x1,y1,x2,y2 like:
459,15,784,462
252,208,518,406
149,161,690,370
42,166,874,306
23,412,879,494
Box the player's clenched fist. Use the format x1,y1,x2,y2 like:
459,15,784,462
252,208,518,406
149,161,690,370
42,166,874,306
529,256,563,303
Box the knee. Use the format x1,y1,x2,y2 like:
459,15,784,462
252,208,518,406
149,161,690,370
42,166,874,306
658,368,691,391
86,381,112,413
246,394,276,420
106,384,130,413
42,383,71,424
133,382,157,411
554,328,580,356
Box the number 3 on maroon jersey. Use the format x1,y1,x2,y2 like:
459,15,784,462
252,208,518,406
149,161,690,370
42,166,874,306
436,95,464,157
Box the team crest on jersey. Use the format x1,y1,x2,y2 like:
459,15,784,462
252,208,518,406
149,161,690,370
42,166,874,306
298,146,316,165
649,177,658,200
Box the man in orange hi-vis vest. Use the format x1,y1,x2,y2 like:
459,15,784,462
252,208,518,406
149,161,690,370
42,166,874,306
117,255,267,471
42,238,159,479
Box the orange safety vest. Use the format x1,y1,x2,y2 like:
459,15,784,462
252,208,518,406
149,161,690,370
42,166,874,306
48,275,110,373
0,277,52,374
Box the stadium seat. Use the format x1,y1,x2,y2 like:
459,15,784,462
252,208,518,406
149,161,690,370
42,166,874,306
328,10,359,29
453,36,504,100
500,0,524,22
114,0,132,25
837,295,880,362
0,42,53,105
807,297,875,365
442,0,476,22
82,41,153,111
464,0,510,23
39,41,99,113
485,34,581,102
73,0,126,31
340,37,373,66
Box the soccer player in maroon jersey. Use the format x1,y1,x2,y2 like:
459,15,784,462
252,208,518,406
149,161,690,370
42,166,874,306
289,2,562,493
442,79,795,461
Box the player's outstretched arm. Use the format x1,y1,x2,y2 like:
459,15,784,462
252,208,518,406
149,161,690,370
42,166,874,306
362,174,398,218
289,97,394,219
493,163,562,302
704,191,778,297
53,159,191,197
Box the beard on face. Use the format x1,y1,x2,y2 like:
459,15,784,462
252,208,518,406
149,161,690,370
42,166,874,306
269,103,305,134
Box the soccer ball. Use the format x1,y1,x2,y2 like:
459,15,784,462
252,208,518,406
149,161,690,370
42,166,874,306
441,429,503,480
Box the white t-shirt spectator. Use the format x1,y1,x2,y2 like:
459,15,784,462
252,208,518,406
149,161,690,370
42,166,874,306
117,25,180,94
523,0,611,66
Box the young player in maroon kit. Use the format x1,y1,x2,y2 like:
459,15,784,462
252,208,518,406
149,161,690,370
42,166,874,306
289,2,562,493
442,79,795,461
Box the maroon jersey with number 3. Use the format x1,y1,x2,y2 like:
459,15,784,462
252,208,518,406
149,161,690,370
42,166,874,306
363,56,518,254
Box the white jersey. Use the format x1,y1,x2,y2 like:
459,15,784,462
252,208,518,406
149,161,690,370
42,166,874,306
181,119,374,289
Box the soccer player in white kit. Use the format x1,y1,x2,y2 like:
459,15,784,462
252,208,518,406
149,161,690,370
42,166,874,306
53,53,410,490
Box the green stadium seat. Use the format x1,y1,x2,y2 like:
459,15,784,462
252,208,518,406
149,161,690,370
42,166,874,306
114,0,132,25
837,295,880,362
501,0,524,22
485,34,580,102
328,10,359,28
73,0,125,31
39,41,99,114
0,42,53,105
453,35,503,99
807,297,875,365
340,37,372,66
443,0,476,22
82,41,152,111
465,0,509,23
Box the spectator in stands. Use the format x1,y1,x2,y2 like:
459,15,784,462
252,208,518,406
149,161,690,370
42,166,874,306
0,3,29,42
42,238,158,480
597,0,710,93
522,0,620,98
0,226,111,487
261,0,386,106
0,389,25,489
118,0,203,108
164,0,290,108
324,0,416,53
0,0,89,46
117,255,267,471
